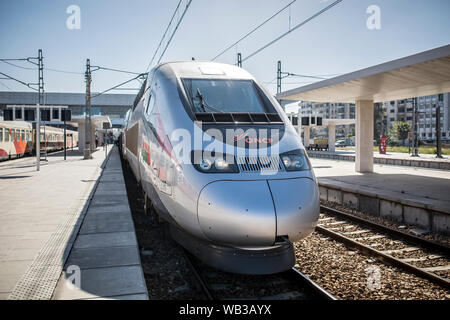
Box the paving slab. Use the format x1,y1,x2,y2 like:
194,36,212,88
73,232,137,249
79,218,135,234
84,293,149,300
53,265,146,300
64,246,141,270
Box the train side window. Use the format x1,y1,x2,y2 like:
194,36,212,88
21,130,25,141
11,129,15,141
5,129,9,142
0,128,3,142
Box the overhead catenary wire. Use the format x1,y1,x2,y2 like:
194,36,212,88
0,71,38,91
0,59,35,70
242,0,343,63
94,66,143,75
211,0,297,61
145,0,193,72
2,56,143,77
91,73,146,99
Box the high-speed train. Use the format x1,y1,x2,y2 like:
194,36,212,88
122,61,320,274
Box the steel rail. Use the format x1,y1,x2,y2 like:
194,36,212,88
181,249,215,300
182,248,336,300
317,207,450,289
287,268,338,300
320,205,450,255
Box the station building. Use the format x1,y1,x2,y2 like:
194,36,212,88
382,93,450,142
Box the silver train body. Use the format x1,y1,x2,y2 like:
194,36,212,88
122,61,319,274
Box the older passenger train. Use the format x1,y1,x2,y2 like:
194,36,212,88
122,61,320,274
0,120,79,161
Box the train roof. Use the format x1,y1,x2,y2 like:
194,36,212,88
156,61,255,81
0,120,32,129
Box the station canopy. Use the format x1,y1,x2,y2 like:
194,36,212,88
276,44,450,103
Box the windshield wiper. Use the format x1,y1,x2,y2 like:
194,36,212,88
196,89,223,113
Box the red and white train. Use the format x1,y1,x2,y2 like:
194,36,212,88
0,120,79,161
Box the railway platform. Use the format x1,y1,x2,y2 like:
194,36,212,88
0,146,147,300
311,157,450,235
307,150,450,170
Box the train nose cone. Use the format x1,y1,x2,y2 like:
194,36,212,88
268,178,320,242
197,180,276,247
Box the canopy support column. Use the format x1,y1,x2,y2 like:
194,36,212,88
355,100,374,173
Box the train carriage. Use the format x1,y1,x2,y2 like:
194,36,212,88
0,121,33,160
0,120,79,160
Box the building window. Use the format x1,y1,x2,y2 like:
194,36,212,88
52,109,59,120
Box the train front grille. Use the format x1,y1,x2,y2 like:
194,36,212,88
236,155,283,173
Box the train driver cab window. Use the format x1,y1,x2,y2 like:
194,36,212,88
145,91,158,126
182,79,275,114
146,94,156,115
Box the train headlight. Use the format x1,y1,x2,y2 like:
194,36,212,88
214,158,229,170
192,151,239,173
199,158,212,171
280,150,310,171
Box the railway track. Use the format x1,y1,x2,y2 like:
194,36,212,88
182,248,336,300
317,205,450,290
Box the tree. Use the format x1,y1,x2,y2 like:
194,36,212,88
393,121,411,146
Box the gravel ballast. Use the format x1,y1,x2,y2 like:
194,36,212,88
294,231,449,300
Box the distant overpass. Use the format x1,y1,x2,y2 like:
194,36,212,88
0,91,135,127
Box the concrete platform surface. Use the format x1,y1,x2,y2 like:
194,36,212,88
0,148,108,299
311,157,450,233
0,146,147,300
51,147,148,300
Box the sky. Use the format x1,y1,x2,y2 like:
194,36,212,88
1,0,449,102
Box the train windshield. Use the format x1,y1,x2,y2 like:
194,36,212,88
182,79,274,114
